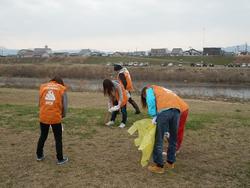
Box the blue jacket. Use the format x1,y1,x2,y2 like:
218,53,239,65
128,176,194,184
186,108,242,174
146,88,157,117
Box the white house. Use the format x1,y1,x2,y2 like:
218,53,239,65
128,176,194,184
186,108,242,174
33,45,52,58
17,49,34,58
150,48,170,56
183,48,202,56
171,48,183,56
79,49,92,56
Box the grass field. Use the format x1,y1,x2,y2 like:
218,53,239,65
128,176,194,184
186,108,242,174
0,88,250,187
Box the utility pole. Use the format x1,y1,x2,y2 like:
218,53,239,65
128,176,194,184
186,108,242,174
202,27,205,49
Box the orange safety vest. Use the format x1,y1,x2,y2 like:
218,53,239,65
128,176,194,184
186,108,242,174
151,85,189,113
115,83,128,107
117,69,133,91
39,81,66,124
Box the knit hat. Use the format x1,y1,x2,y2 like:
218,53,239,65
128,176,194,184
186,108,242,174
114,64,123,71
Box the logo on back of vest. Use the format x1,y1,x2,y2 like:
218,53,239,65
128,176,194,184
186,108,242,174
45,90,55,105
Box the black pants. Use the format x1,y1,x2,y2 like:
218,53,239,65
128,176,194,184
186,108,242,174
36,122,63,160
111,105,127,124
128,92,140,113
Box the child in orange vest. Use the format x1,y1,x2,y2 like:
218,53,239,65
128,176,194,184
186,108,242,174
103,79,128,128
36,76,68,165
141,85,189,174
114,64,140,114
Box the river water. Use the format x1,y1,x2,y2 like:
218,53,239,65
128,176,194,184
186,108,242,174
0,77,249,101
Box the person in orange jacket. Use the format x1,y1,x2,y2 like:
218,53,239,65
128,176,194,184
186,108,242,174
114,64,140,114
36,76,68,165
141,85,189,174
103,79,128,128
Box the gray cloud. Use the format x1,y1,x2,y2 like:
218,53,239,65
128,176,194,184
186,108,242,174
0,0,249,50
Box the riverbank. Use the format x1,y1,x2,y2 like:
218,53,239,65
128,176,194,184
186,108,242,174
1,77,250,101
0,63,250,84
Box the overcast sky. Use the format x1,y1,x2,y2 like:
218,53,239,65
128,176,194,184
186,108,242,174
0,0,249,51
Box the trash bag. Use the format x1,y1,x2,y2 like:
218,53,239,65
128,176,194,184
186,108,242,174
128,119,156,167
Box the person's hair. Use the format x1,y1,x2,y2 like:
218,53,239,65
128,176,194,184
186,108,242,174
103,79,114,96
114,64,123,71
141,86,148,108
50,75,64,86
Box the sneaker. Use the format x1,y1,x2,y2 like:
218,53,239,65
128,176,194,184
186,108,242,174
164,162,175,170
118,123,126,128
36,155,45,161
148,164,164,174
105,121,114,126
57,157,69,165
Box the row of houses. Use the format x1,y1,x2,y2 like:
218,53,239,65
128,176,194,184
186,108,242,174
112,48,234,57
149,47,249,56
18,45,52,58
17,47,108,58
16,46,249,58
149,48,203,56
111,48,202,57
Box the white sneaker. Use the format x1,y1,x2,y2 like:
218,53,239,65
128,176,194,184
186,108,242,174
118,123,126,128
105,121,114,126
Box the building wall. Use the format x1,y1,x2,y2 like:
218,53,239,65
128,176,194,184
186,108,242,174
203,48,222,56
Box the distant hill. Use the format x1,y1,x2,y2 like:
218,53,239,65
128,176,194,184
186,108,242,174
223,44,249,52
0,48,19,56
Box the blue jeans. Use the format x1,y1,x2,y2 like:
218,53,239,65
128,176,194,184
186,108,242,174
111,105,127,124
153,109,180,167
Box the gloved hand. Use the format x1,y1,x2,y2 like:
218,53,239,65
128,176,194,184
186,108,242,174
152,116,157,125
109,105,120,112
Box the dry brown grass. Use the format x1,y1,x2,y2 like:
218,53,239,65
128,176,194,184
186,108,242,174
234,55,250,64
0,88,250,187
0,64,113,80
0,57,89,64
0,63,250,84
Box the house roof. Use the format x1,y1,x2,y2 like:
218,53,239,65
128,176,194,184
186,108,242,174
150,48,170,53
183,48,202,54
171,48,183,53
33,48,52,56
18,49,34,55
79,49,91,54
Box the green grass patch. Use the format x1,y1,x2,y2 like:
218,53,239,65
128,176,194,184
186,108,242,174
186,113,219,130
0,105,148,139
0,104,39,130
1,104,249,136
231,115,250,127
187,113,250,130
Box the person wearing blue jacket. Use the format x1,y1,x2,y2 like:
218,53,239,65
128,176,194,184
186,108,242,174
141,85,188,174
